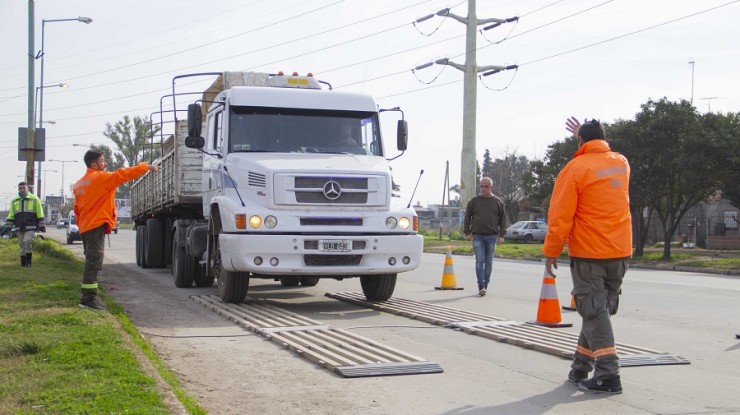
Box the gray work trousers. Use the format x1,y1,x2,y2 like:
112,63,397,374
570,259,627,379
18,230,35,254
81,225,106,303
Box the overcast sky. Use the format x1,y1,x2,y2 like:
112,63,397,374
1,0,738,209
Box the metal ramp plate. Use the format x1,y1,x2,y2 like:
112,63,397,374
325,292,690,367
191,295,442,378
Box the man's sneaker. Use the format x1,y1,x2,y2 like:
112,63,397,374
479,288,486,297
79,299,108,311
579,376,622,394
567,369,588,384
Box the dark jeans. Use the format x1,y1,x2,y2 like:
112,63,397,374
80,225,106,303
472,234,498,289
570,259,627,379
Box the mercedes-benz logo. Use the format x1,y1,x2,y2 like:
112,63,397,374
323,180,342,200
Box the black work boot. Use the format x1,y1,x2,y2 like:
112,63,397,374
21,254,27,267
27,253,32,267
579,375,622,394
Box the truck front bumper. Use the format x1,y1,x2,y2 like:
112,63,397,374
219,233,423,275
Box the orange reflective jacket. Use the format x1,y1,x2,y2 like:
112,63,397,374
542,140,632,260
73,163,150,234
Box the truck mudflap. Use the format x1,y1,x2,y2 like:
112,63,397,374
218,233,423,275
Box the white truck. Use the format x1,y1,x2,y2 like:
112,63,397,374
131,71,423,303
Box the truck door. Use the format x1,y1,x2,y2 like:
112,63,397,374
202,109,224,217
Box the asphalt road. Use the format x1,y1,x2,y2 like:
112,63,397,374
46,227,740,414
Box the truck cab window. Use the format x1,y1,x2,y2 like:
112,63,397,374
229,107,383,156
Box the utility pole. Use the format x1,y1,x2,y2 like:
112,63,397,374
26,1,36,190
415,1,517,208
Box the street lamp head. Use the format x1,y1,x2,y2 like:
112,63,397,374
77,16,93,24
59,83,69,89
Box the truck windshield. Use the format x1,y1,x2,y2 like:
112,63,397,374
229,107,382,156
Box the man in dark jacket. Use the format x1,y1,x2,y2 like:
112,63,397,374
6,182,46,267
463,177,507,296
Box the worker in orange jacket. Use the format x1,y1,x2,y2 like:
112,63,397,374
73,150,158,311
543,118,632,394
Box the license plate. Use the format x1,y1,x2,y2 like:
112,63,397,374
319,239,351,252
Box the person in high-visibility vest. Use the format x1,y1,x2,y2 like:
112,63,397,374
6,181,46,267
72,150,158,311
543,118,632,394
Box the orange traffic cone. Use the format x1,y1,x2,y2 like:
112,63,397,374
527,269,572,328
435,246,463,290
562,295,576,311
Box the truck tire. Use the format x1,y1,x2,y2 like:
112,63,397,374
360,273,397,301
135,226,143,266
300,277,320,287
172,229,195,288
280,276,300,287
163,220,173,267
145,218,165,267
194,263,215,287
136,225,153,268
218,268,249,303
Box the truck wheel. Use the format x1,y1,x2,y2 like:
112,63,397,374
300,277,320,287
360,273,397,301
145,218,165,267
172,230,195,288
135,226,143,266
163,220,173,267
218,268,249,303
140,226,152,269
280,276,300,287
194,263,215,287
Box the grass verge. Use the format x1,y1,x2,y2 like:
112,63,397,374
0,237,205,414
422,233,740,271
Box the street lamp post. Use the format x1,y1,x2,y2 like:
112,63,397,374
49,159,78,202
35,16,92,199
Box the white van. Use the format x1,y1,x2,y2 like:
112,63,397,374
66,212,81,244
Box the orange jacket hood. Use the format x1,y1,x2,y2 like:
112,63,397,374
542,140,632,259
73,163,150,234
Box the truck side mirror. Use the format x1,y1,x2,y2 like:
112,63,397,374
188,103,203,137
185,135,205,149
186,103,205,149
396,120,408,151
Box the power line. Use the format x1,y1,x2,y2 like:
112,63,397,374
519,0,740,66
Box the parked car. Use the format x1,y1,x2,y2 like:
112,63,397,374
66,212,81,244
504,220,548,243
57,219,69,229
1,218,14,239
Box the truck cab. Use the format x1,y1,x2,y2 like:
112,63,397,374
136,71,422,304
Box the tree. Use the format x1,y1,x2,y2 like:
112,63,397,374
481,149,494,179
103,115,160,198
703,112,740,209
522,137,578,214
629,98,726,259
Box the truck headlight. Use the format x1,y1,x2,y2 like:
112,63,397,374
249,215,262,229
399,217,410,229
264,215,277,229
385,217,398,229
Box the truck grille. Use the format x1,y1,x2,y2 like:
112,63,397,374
294,176,368,204
248,172,266,187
